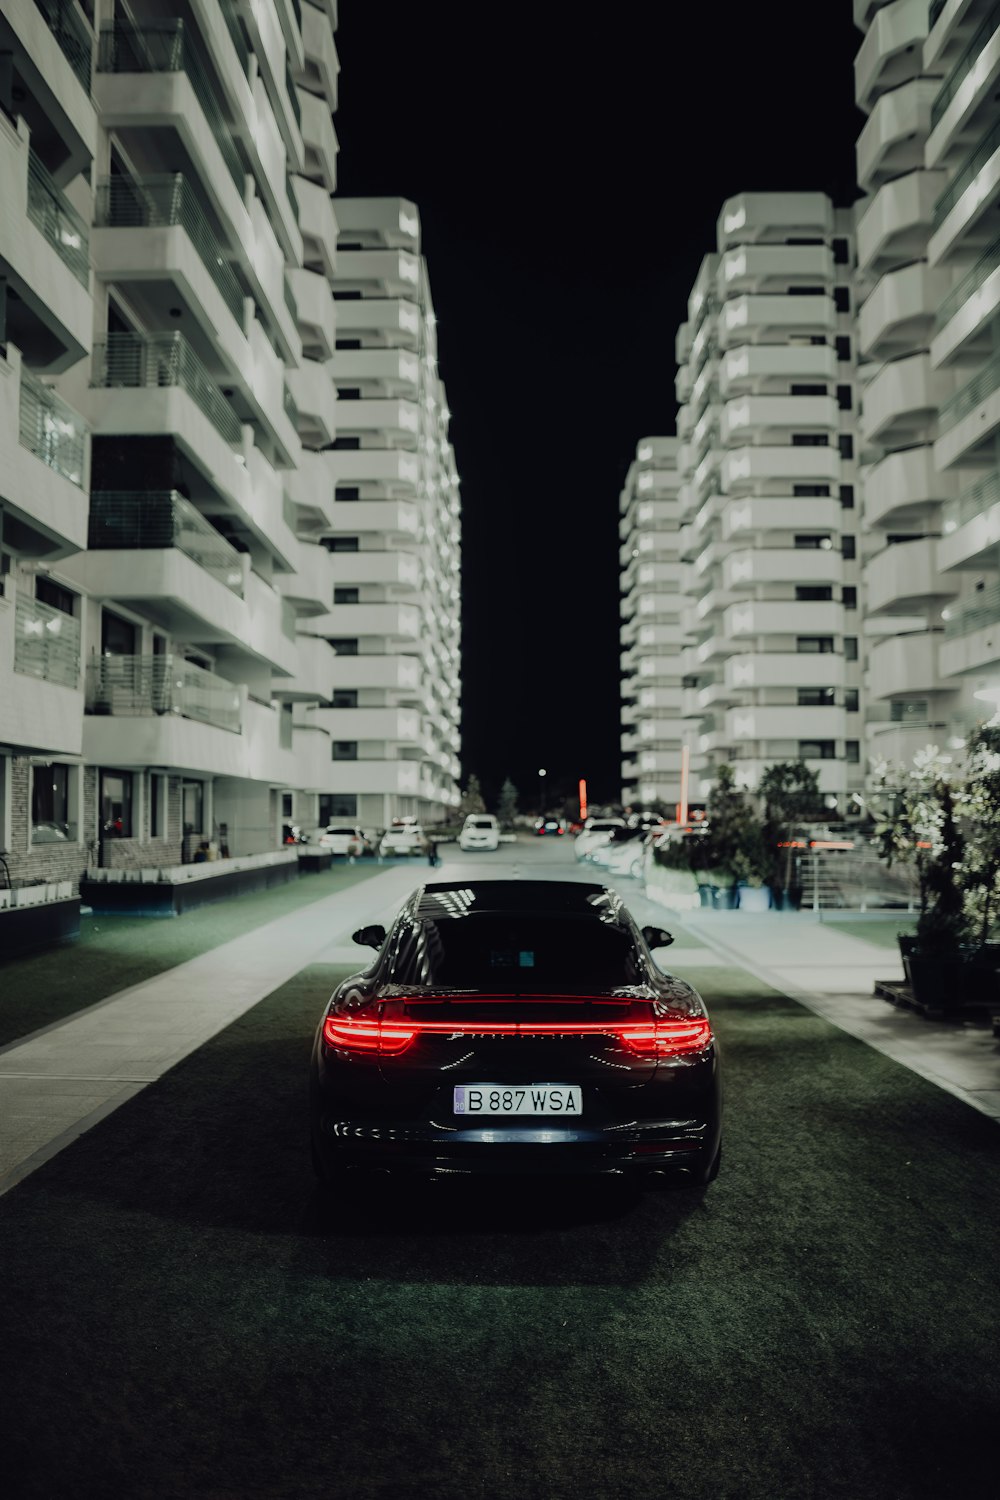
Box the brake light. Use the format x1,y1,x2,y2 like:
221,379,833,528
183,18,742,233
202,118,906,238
322,1010,712,1058
322,1013,417,1055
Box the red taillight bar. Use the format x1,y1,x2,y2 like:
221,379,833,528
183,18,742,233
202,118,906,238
322,1012,712,1058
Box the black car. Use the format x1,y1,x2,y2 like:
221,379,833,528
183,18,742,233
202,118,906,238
309,880,721,1187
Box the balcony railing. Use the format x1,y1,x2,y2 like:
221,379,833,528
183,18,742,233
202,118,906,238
933,115,1000,229
931,1,1000,130
94,174,244,324
26,149,89,285
929,0,947,24
943,471,1000,532
936,233,1000,329
943,580,1000,637
18,366,87,486
91,331,242,446
96,20,244,190
938,351,1000,433
14,594,81,687
284,275,298,324
220,0,250,76
286,57,302,127
86,654,242,733
87,491,244,595
283,384,300,428
33,0,93,91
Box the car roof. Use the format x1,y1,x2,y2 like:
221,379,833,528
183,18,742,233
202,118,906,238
411,880,621,921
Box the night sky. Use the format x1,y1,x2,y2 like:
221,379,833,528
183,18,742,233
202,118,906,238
334,2,866,811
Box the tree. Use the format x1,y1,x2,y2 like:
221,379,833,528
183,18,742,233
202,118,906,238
870,748,967,952
496,777,519,830
690,764,757,886
958,722,1000,949
758,761,822,892
459,774,486,818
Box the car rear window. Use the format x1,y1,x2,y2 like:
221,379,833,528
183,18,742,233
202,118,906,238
327,828,358,836
469,819,495,829
389,914,642,990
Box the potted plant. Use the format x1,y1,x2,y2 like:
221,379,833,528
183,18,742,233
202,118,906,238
758,761,821,910
870,748,969,1010
731,822,772,910
956,721,1000,1001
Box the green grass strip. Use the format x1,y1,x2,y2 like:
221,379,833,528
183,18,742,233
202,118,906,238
0,863,383,1049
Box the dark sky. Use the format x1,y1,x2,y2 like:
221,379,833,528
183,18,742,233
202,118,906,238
334,2,866,810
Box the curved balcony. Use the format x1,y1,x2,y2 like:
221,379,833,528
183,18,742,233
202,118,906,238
724,651,843,690
935,351,1000,468
719,294,834,348
721,495,842,538
932,234,1000,367
929,115,1000,266
294,174,339,278
723,547,841,590
940,471,1000,571
719,344,836,396
939,580,1000,676
322,450,421,498
862,443,956,528
856,77,938,192
867,631,948,700
300,88,338,193
722,445,841,492
858,262,947,361
856,170,944,276
288,268,336,359
721,394,839,445
864,537,955,614
859,352,946,447
717,244,832,296
926,2,1000,167
854,0,929,113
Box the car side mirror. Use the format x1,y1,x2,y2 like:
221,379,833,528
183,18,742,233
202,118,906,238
642,925,674,950
352,924,386,949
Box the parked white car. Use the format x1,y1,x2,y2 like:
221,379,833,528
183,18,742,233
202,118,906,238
379,824,429,858
459,815,501,851
317,825,371,857
574,818,626,860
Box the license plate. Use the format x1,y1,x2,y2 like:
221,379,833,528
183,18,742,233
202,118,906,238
453,1084,582,1116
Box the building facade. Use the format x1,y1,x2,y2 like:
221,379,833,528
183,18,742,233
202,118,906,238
672,192,865,810
0,0,460,902
619,437,685,810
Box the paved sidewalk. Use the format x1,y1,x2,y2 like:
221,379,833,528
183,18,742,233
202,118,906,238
669,906,1000,1124
0,864,422,1195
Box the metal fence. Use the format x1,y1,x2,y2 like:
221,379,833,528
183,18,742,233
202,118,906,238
19,366,88,487
91,331,242,447
86,654,242,733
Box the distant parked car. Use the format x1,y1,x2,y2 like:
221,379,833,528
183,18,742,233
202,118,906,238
574,818,626,860
534,817,565,836
459,815,501,851
317,825,371,857
379,824,429,858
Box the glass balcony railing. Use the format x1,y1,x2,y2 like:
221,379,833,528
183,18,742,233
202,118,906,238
929,0,947,25
96,21,244,191
88,491,245,595
931,1,1000,130
936,233,1000,329
94,175,244,325
283,383,300,428
33,0,93,91
91,331,242,447
86,654,242,733
18,366,87,487
943,580,1000,637
14,594,81,687
943,471,1000,533
286,57,302,128
284,275,298,325
286,168,300,220
220,0,250,77
933,116,1000,229
26,149,89,285
938,351,1000,433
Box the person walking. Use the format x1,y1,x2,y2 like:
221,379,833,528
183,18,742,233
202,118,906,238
427,837,439,868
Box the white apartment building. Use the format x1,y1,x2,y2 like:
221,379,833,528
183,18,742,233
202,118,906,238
619,438,685,810
854,0,1000,755
0,0,459,905
673,192,865,810
309,196,462,830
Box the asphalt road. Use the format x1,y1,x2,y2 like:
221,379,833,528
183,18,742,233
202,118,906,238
1,835,998,1500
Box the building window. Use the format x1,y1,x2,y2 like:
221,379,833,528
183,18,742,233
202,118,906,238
837,385,853,412
791,433,829,446
101,609,137,656
844,688,859,712
842,535,856,559
327,537,359,553
845,741,860,763
835,335,851,362
795,535,832,549
790,384,827,395
335,338,361,350
838,434,854,461
182,779,204,836
335,487,360,501
840,485,855,509
32,763,74,841
35,577,77,616
334,587,359,604
833,286,850,313
332,690,358,708
844,637,858,661
832,237,850,265
793,484,830,496
891,700,928,722
332,741,358,761
798,688,836,706
150,773,166,838
329,638,359,656
796,586,833,601
331,437,361,450
320,793,357,820
100,769,134,837
336,388,361,400
797,637,835,653
842,586,857,609
799,741,836,760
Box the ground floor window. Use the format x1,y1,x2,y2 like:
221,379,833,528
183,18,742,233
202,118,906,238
100,769,133,837
149,773,167,838
182,780,204,836
320,794,357,821
32,763,75,842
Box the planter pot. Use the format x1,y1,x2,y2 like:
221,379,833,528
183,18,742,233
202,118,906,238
737,885,771,912
771,885,802,911
697,884,715,908
903,951,967,1012
715,886,739,910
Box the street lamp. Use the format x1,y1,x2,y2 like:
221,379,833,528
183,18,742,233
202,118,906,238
537,767,547,819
